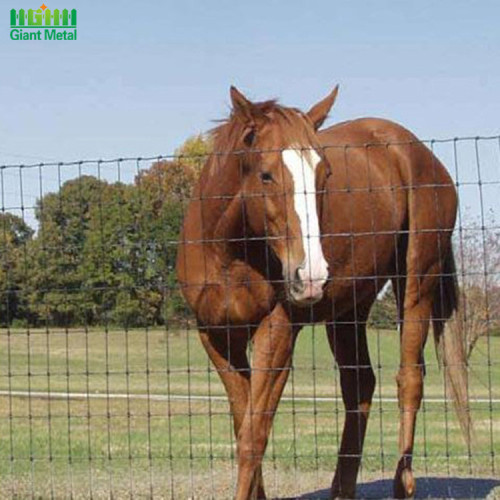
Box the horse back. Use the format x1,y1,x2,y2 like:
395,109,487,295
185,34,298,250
316,118,457,314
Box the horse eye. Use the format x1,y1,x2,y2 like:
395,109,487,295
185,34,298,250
260,171,273,183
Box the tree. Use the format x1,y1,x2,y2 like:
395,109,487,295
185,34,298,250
26,176,109,326
134,158,200,324
450,213,500,359
129,134,210,324
79,181,142,326
7,134,211,327
0,213,33,325
174,133,212,174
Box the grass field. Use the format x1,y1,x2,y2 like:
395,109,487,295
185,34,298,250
0,326,498,499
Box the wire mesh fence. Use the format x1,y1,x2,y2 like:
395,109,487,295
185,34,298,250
0,134,499,499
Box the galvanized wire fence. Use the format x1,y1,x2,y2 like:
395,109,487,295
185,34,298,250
0,135,499,499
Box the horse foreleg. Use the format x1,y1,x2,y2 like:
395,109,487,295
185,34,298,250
326,315,375,499
199,329,266,499
235,304,297,500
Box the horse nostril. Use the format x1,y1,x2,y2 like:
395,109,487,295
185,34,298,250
292,267,305,293
294,267,301,282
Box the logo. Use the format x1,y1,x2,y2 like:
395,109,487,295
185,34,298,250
10,5,77,41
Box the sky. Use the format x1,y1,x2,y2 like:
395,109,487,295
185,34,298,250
1,0,499,226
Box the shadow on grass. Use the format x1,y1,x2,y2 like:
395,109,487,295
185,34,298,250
291,477,500,499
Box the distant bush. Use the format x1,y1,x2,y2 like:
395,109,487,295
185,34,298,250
367,285,397,330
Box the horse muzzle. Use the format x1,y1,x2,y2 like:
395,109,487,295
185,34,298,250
287,261,328,307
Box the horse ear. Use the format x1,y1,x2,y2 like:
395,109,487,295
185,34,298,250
230,86,255,123
306,85,339,130
230,86,259,146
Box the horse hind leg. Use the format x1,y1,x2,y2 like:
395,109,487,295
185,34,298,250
393,253,447,498
393,292,433,498
326,307,376,499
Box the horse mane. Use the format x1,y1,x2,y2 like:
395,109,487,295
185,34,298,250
209,99,320,158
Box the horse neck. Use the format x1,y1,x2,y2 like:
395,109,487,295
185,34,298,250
196,153,244,263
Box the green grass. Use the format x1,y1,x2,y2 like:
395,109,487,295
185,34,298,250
1,326,498,498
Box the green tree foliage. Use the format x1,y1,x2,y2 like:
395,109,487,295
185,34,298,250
79,181,140,326
26,175,109,326
0,213,33,325
174,133,212,174
134,155,201,324
5,134,209,328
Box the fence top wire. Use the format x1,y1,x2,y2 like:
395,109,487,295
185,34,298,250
1,133,500,170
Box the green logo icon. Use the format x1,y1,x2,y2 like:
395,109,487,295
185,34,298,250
10,5,77,41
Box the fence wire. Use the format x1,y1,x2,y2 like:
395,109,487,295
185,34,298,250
0,135,499,499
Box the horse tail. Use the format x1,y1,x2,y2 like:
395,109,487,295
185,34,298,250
432,249,472,445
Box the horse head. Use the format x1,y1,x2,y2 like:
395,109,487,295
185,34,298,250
216,85,338,306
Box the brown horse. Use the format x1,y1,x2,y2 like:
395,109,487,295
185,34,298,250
176,86,469,499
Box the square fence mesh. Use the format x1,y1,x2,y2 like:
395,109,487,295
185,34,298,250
0,135,498,499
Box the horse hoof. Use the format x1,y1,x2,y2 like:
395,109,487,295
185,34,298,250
393,468,415,498
330,480,356,499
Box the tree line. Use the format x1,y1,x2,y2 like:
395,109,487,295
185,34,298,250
0,135,208,328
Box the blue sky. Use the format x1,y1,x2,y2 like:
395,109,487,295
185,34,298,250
1,0,499,224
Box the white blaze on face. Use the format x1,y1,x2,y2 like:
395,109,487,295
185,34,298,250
281,148,329,295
